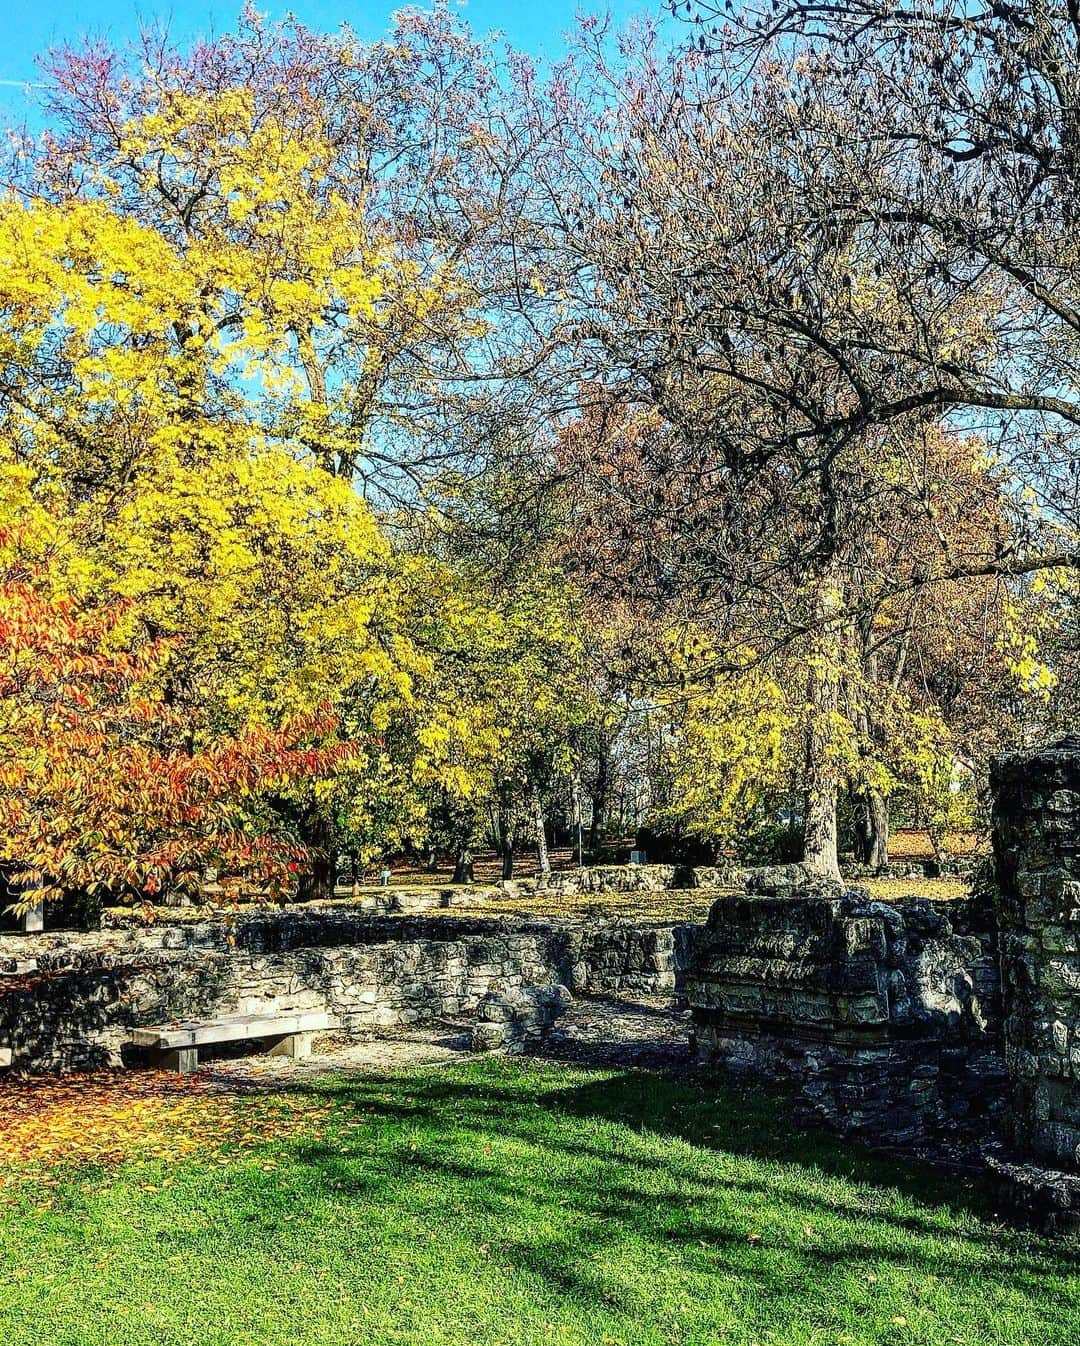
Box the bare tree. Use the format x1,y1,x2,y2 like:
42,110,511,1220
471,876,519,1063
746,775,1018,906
523,17,1074,874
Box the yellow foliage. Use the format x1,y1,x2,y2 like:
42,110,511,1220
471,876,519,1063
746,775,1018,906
651,632,794,844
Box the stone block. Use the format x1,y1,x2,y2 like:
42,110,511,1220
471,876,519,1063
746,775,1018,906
469,983,571,1054
267,1031,314,1059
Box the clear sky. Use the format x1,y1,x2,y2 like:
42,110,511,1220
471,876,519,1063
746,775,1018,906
0,1,668,126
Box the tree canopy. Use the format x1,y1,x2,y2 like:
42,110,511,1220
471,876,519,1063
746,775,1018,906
2,2,1077,909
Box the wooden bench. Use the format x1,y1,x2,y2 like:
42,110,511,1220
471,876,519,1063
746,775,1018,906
130,1010,336,1073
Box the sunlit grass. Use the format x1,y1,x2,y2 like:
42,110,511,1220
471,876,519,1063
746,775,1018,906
0,1058,1073,1346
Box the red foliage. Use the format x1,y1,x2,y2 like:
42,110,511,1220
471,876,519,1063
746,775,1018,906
0,529,355,908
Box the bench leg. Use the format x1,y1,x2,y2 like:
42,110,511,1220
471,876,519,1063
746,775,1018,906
266,1032,314,1060
161,1047,198,1074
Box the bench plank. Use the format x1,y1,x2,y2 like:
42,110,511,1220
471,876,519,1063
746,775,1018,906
131,1010,334,1050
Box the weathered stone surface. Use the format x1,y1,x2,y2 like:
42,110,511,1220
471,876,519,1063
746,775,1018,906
540,865,680,895
992,735,1080,1172
842,858,974,881
0,909,693,1074
537,862,742,896
983,1143,1080,1234
686,887,1005,1145
470,984,571,1053
741,862,848,900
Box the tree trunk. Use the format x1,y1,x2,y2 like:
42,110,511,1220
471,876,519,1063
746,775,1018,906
532,785,551,877
802,590,842,881
865,788,889,869
803,754,840,879
852,786,890,869
851,788,871,865
849,640,891,871
498,803,516,880
589,738,611,854
452,846,474,885
297,811,337,903
570,771,584,865
927,818,945,867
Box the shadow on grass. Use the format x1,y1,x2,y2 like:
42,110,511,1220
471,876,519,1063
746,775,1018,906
298,1065,970,1212
277,1063,1078,1305
10,1055,1073,1344
6,1056,1077,1346
240,1059,1080,1343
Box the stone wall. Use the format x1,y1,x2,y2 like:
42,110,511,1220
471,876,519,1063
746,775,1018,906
0,909,691,1074
0,914,566,1073
539,863,740,895
541,865,681,894
991,736,1080,1170
841,858,974,882
686,884,1005,1145
95,864,738,923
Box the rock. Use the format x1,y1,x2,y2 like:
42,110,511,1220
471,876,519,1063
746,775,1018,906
686,885,1004,1147
470,984,571,1053
742,862,847,899
992,738,1080,1170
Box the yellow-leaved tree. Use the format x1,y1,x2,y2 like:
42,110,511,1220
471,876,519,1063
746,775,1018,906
0,11,510,904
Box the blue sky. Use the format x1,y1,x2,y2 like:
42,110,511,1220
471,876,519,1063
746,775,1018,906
0,1,667,126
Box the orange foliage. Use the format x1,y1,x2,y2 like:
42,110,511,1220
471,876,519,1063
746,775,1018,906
0,1071,333,1194
0,526,356,907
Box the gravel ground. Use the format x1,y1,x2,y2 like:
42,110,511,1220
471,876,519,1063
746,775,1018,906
206,993,691,1086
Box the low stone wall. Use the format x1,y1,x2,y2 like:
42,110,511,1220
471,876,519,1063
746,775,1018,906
841,858,974,881
96,864,739,924
0,909,692,1074
541,864,681,894
686,886,1004,1146
578,922,693,994
105,885,502,927
539,863,740,895
0,914,564,1073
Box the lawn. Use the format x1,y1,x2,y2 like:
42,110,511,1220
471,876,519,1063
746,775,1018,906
1,1059,1075,1346
101,875,971,933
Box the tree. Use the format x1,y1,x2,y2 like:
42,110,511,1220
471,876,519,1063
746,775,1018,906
0,487,352,909
646,633,792,854
522,20,1073,874
675,1,1080,570
392,451,603,881
409,556,593,881
0,8,541,899
23,4,530,495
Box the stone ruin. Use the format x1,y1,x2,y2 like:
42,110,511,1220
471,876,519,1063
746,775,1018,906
3,735,1080,1231
685,875,1005,1147
470,984,572,1053
683,738,1080,1231
984,735,1080,1227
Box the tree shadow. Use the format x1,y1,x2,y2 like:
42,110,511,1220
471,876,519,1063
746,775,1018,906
267,1060,1079,1333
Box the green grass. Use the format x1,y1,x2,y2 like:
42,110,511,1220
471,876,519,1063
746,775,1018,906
1,1059,1076,1345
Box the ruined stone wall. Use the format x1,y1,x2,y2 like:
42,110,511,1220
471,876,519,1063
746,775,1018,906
991,736,1080,1170
0,914,574,1072
841,858,974,882
577,922,693,994
686,886,1004,1146
0,909,690,1074
539,863,741,895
